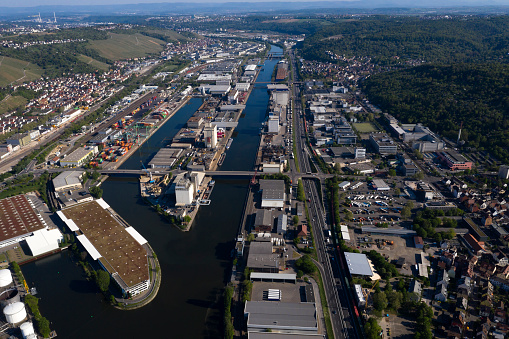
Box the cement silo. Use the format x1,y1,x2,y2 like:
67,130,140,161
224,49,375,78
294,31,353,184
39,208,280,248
3,302,27,324
20,321,37,339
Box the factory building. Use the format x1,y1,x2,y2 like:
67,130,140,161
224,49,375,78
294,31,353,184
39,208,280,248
344,252,375,278
6,133,31,147
58,199,150,296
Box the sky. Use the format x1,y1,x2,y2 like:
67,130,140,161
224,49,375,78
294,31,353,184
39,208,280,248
1,0,508,7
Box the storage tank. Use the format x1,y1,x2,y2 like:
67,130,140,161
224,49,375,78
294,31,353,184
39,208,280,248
3,302,26,324
0,269,13,288
20,321,36,339
0,288,20,307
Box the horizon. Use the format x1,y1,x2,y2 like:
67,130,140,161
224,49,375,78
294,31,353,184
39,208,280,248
3,0,509,8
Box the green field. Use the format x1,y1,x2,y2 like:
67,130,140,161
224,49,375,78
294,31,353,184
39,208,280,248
77,55,110,71
89,33,166,60
353,122,378,133
0,56,42,87
0,95,27,115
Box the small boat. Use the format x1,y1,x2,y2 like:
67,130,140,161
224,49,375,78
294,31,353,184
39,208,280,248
218,153,226,166
226,138,233,149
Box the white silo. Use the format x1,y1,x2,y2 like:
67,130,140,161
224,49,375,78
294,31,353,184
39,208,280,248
3,302,27,324
20,321,36,339
0,269,13,288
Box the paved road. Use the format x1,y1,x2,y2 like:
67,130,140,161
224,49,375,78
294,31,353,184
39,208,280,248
288,48,359,339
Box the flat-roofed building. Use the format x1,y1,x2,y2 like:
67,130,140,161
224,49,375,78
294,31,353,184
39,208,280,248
254,210,273,232
244,301,318,333
247,241,279,273
437,150,473,171
372,179,390,191
7,133,31,147
59,199,149,296
259,180,285,209
0,195,47,248
370,133,397,155
148,148,183,169
60,146,98,167
52,171,84,192
344,252,374,278
354,284,366,308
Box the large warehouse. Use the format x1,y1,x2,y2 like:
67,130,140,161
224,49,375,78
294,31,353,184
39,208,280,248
259,180,286,209
344,252,374,278
58,199,150,296
52,171,84,192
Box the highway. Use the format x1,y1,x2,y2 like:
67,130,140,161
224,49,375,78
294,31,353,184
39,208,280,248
288,49,360,339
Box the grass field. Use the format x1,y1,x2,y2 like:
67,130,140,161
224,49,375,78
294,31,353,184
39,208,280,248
0,56,42,87
353,122,378,133
0,96,27,115
88,33,165,60
77,55,110,71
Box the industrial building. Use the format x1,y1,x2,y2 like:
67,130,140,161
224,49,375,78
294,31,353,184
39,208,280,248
247,240,280,273
437,150,473,171
344,252,374,278
175,177,194,206
0,195,48,249
244,301,318,334
59,199,150,296
6,133,31,147
369,133,397,155
148,148,183,169
267,116,279,134
203,123,218,148
59,146,98,167
259,180,286,209
354,284,366,308
52,171,84,192
361,226,417,237
254,210,273,232
276,214,287,235
372,179,390,191
197,74,232,83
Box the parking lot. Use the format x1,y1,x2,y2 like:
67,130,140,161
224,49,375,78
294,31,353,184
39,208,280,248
380,313,416,339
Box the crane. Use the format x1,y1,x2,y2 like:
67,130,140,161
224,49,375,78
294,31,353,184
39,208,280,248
141,161,154,183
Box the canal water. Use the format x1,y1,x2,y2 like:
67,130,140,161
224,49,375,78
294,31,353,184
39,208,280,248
22,45,282,338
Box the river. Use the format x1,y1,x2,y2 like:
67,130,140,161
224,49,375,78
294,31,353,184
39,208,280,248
22,45,282,338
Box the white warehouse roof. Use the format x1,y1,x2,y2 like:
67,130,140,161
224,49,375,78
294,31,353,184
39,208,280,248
344,252,373,277
125,226,147,246
25,228,63,257
76,234,102,260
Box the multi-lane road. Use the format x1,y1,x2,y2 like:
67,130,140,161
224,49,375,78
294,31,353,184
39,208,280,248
288,49,360,339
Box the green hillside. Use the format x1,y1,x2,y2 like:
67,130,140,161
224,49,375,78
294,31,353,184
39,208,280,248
0,56,42,87
89,33,165,60
77,55,110,71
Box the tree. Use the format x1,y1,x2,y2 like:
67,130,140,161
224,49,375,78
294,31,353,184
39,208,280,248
96,269,110,292
401,205,412,220
386,290,402,310
394,188,401,196
247,233,255,242
414,172,424,180
388,169,397,177
297,179,305,202
293,215,299,225
373,291,388,311
89,186,103,198
183,215,192,223
295,255,316,275
37,317,51,338
344,209,353,222
365,317,383,339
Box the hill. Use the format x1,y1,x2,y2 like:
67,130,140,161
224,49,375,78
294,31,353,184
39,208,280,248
88,33,165,60
77,55,110,71
301,16,509,65
0,56,42,87
362,63,509,163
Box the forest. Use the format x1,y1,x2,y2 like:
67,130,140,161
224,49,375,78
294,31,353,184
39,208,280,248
362,63,509,163
301,16,509,64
